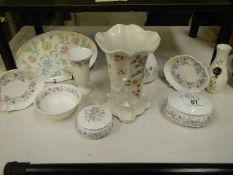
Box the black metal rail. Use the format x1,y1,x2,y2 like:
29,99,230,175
4,162,233,175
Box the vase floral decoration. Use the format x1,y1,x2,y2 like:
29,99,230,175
95,24,161,123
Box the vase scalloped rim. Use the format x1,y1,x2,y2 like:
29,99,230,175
164,54,210,93
95,24,161,56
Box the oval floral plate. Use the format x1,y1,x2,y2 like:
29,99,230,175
0,69,44,111
164,55,209,93
16,31,98,80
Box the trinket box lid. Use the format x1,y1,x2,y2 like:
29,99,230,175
164,55,210,93
77,105,112,130
167,91,213,116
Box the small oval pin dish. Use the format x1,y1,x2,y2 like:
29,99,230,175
77,105,113,139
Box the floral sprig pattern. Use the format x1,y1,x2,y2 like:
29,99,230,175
79,122,113,139
36,85,80,108
83,106,106,123
17,31,94,79
110,53,148,97
113,54,128,62
0,73,37,107
170,57,208,90
70,59,89,67
165,101,212,127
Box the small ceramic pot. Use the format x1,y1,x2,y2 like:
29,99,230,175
77,105,113,139
164,92,213,127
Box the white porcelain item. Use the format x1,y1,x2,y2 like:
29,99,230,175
16,31,98,81
207,44,232,93
143,53,158,84
77,105,113,139
0,69,44,112
34,84,82,120
164,91,213,127
164,55,210,93
95,24,161,123
69,47,93,95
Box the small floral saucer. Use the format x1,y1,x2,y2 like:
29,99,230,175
16,31,98,81
164,55,209,93
0,69,44,111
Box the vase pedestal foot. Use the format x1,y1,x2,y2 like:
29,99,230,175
103,97,151,123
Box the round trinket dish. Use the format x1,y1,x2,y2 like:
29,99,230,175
164,55,209,93
77,105,113,139
34,84,81,120
0,69,43,112
164,91,213,127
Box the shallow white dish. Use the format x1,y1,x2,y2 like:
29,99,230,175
77,105,113,139
16,31,98,81
164,91,213,127
34,84,81,120
0,69,43,112
144,53,158,84
164,55,209,93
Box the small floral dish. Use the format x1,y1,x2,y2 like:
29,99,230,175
77,105,113,139
143,53,158,84
34,84,81,120
164,91,213,127
0,69,43,112
16,31,98,81
164,55,209,93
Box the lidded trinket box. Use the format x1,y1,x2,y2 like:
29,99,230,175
164,55,213,127
77,105,113,139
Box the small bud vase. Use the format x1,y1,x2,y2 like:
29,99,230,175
207,44,232,93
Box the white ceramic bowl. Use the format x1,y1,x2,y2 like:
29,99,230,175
164,92,213,127
77,105,113,139
34,84,82,120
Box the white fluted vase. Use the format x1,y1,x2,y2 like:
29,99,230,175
95,24,161,123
